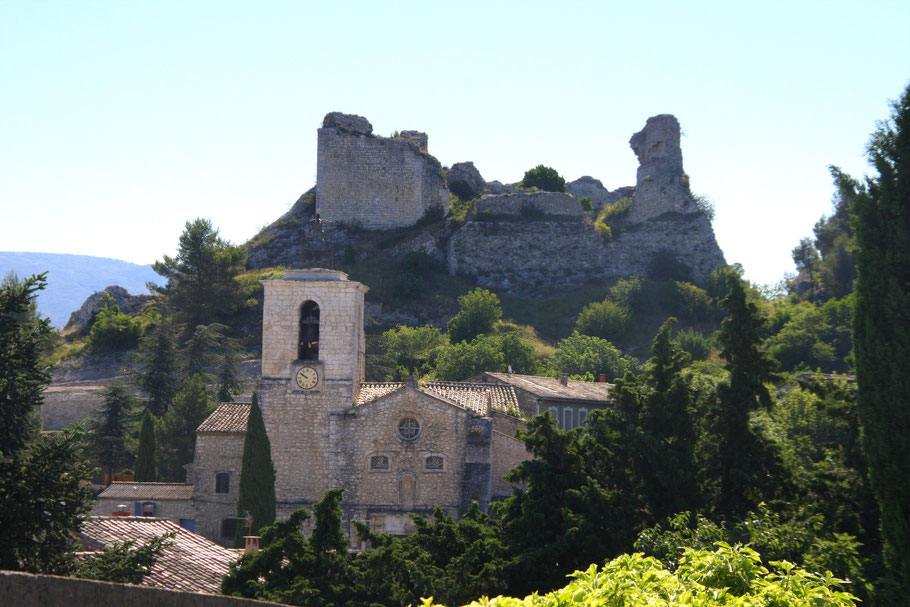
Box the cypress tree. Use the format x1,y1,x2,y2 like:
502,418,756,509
233,392,276,547
851,82,910,591
133,409,157,482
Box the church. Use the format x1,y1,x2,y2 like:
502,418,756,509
95,268,534,544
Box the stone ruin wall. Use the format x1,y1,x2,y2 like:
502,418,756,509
316,113,449,229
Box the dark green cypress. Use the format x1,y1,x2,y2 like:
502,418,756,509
233,392,276,547
133,409,157,482
852,82,910,591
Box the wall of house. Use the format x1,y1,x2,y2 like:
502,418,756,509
92,497,196,524
190,431,245,543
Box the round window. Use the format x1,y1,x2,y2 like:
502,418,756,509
398,417,420,440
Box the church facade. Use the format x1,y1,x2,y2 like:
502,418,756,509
187,268,529,543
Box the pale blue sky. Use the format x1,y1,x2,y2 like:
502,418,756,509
1,0,908,286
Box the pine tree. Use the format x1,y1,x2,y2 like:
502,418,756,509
182,323,228,381
159,374,212,481
216,342,244,403
233,393,276,548
851,82,910,591
133,409,157,482
136,314,182,416
86,381,136,483
712,272,786,515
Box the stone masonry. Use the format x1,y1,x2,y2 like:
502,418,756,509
316,113,449,229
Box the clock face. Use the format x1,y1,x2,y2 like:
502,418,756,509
295,366,318,389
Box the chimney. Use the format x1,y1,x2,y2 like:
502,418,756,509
112,505,129,517
598,374,607,383
559,375,568,386
244,536,261,554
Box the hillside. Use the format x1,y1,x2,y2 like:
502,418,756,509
0,252,158,328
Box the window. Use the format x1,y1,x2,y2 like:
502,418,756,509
425,455,444,471
578,409,588,426
564,408,574,430
548,407,559,425
221,518,237,539
298,301,320,361
141,501,156,517
400,474,416,511
215,472,230,494
398,416,420,441
370,455,389,470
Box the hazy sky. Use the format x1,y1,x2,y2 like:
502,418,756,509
2,1,908,287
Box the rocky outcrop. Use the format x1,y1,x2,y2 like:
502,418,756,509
399,130,428,149
566,177,635,209
626,114,697,223
64,286,151,334
446,161,486,201
322,112,372,135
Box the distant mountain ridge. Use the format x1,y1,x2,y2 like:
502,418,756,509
0,252,159,328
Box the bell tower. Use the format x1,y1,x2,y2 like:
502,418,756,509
257,269,368,515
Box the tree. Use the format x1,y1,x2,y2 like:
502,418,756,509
86,381,136,483
380,324,449,378
182,322,229,381
135,313,182,416
159,374,212,481
575,299,631,343
76,532,174,584
216,345,244,403
518,164,566,192
851,82,910,592
233,393,276,548
447,288,502,343
549,331,630,380
711,272,786,515
134,409,157,482
151,218,247,327
88,294,142,352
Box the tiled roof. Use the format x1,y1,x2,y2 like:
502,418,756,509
355,381,520,417
197,402,250,433
97,482,194,501
482,372,613,403
77,516,239,594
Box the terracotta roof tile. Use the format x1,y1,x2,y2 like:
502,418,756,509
197,402,250,433
483,372,613,403
97,482,194,501
78,516,239,594
355,381,520,417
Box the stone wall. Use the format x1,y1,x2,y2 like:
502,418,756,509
190,432,246,543
0,571,284,607
316,113,449,229
475,191,585,218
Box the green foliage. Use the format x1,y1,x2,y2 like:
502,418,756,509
764,296,853,372
216,345,245,402
448,288,502,343
76,532,175,584
432,335,506,381
134,313,182,417
89,294,142,352
850,81,910,592
182,322,231,381
578,196,593,212
447,194,477,228
159,374,213,481
86,381,136,481
674,327,713,361
597,196,633,224
574,299,630,342
694,193,716,223
381,324,449,379
233,393,276,547
549,331,630,381
133,409,157,482
518,165,565,192
151,218,248,326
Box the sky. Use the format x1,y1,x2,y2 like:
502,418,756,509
1,1,908,287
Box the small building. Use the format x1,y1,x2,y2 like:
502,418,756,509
77,516,240,594
92,482,196,530
475,372,614,430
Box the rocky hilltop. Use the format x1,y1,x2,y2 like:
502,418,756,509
247,112,726,295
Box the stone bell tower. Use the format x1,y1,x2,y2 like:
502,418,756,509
256,268,368,516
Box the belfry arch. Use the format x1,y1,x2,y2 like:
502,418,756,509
298,300,320,361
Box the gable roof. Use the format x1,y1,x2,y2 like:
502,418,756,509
356,381,520,416
77,516,238,594
481,372,613,404
97,482,194,501
197,402,250,433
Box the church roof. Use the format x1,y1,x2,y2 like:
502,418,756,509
97,482,195,501
481,372,613,403
356,381,520,416
197,402,251,433
77,516,240,594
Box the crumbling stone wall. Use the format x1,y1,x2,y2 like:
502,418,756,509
475,191,585,218
316,113,449,229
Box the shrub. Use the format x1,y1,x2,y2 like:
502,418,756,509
575,300,630,342
674,281,713,321
89,296,142,352
578,196,594,212
549,331,630,380
518,165,565,192
448,288,502,343
675,328,713,360
598,197,632,223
